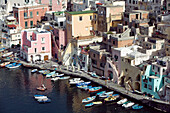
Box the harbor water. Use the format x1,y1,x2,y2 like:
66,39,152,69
0,67,162,113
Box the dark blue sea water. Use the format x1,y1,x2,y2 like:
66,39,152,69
0,67,162,113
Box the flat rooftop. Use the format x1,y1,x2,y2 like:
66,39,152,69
65,10,97,15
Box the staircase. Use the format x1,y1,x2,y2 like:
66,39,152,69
106,57,119,83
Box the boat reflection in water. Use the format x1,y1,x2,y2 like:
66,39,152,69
0,67,163,113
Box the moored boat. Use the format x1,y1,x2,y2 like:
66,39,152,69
51,77,60,81
99,91,114,98
132,104,143,110
2,52,13,57
77,85,92,90
96,91,106,96
59,76,70,80
82,96,96,103
46,71,56,78
117,98,128,104
36,84,47,91
0,62,10,67
93,101,102,105
34,95,47,100
69,78,81,82
37,98,51,103
89,86,102,92
85,103,94,107
31,69,38,73
69,80,84,85
6,63,21,69
122,101,135,108
104,95,119,102
76,81,91,86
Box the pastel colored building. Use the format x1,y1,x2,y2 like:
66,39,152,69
141,57,169,99
65,10,97,44
20,28,52,62
13,3,48,29
35,0,67,11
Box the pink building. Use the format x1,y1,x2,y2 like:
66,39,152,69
35,0,64,11
13,4,48,29
20,28,52,62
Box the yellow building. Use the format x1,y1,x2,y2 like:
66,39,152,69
65,10,97,44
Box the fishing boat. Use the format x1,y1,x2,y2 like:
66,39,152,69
77,85,92,90
51,77,60,81
69,80,84,85
0,62,10,67
104,95,119,102
93,101,103,105
132,104,143,110
36,84,47,91
2,52,13,57
122,101,135,108
69,78,81,82
31,69,38,73
117,98,128,104
34,95,47,100
59,76,70,80
37,98,51,103
99,91,114,98
6,63,21,69
46,71,56,78
85,103,94,107
38,70,47,74
96,91,106,96
42,70,50,75
82,96,96,103
55,73,64,77
89,86,102,92
76,81,91,86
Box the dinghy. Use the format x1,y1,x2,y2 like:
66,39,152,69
0,62,10,67
96,91,106,96
46,71,56,78
34,95,47,100
69,78,81,82
36,84,47,91
59,76,70,80
82,96,96,103
37,98,51,103
77,85,92,90
6,63,21,69
69,80,84,85
85,103,94,107
117,98,128,104
132,104,143,110
99,91,114,98
31,69,38,73
122,101,135,108
93,101,102,105
51,77,60,81
76,81,91,86
2,52,13,57
89,86,102,92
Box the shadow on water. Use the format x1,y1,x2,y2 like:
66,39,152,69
0,67,163,113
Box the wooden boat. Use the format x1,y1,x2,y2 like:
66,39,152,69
93,101,103,105
2,52,13,57
96,91,106,96
85,103,94,107
117,98,128,104
76,81,91,86
104,95,119,102
36,84,47,91
59,76,70,80
6,63,21,69
46,71,56,78
37,98,51,103
123,102,135,108
0,62,10,67
69,78,81,82
34,95,47,100
51,77,60,81
77,85,92,90
132,104,143,110
89,86,102,92
82,96,96,103
69,80,84,85
99,91,114,98
31,69,38,73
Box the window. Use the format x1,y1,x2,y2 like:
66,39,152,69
67,16,70,21
148,85,152,90
37,11,39,16
34,43,37,45
34,48,37,53
113,41,115,45
144,84,147,88
49,0,52,5
158,67,160,72
93,54,95,57
114,55,118,61
125,69,128,72
24,12,28,18
60,22,63,26
42,47,45,50
153,65,155,70
149,78,152,82
153,45,156,49
30,21,33,27
90,15,92,20
41,37,45,43
25,21,28,28
85,27,88,31
30,12,33,18
79,16,82,21
95,15,97,19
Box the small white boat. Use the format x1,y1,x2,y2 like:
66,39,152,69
59,76,70,80
117,98,128,104
51,77,60,81
0,62,10,67
99,91,114,98
69,80,84,85
37,98,51,103
122,102,135,108
46,71,56,78
34,95,47,100
31,69,38,73
2,52,13,57
36,84,47,91
82,96,96,103
69,78,81,82
55,73,64,77
6,63,21,69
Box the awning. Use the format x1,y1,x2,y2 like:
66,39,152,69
96,3,102,5
7,24,17,29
